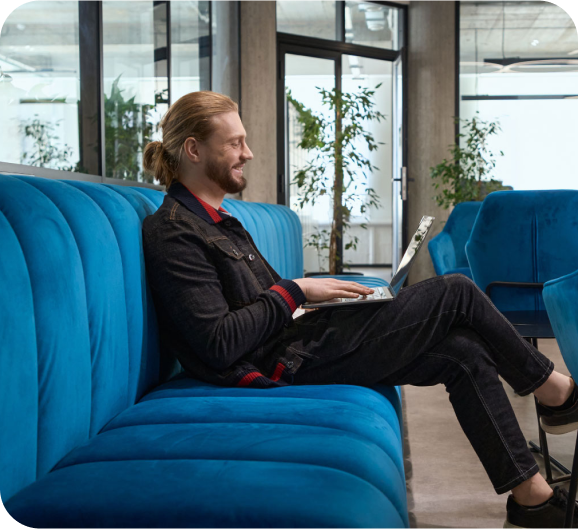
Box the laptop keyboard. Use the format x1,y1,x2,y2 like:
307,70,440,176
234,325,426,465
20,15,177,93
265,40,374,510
340,286,394,303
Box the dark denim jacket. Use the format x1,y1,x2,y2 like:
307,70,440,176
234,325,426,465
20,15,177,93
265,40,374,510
142,182,307,388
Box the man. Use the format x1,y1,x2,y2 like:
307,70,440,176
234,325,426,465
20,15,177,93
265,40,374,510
142,90,578,528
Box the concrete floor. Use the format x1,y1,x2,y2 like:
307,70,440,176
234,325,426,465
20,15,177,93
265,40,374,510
404,339,575,528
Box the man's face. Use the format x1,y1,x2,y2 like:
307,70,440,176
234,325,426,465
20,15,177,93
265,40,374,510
200,111,253,194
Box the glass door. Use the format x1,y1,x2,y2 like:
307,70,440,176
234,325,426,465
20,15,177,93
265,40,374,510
279,47,402,279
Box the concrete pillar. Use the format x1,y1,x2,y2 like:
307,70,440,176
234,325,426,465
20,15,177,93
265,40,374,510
239,1,277,204
407,1,457,284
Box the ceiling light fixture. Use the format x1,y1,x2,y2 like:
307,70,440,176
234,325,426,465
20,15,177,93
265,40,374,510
0,67,13,83
484,57,578,73
358,2,391,37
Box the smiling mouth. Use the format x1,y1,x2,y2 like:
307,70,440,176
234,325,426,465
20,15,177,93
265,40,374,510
232,166,244,175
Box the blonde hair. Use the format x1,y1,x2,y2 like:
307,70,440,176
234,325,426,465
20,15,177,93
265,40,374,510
143,91,239,189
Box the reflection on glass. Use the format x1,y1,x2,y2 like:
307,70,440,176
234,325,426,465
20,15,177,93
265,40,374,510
0,1,81,171
345,1,400,50
285,54,335,273
103,1,163,182
342,55,392,268
392,55,404,272
172,1,210,102
460,2,578,191
277,1,337,41
212,1,239,101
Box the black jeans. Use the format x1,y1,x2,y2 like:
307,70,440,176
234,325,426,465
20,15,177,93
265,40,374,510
287,274,553,494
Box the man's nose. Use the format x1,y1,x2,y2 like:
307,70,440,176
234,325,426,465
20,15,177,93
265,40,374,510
242,143,253,161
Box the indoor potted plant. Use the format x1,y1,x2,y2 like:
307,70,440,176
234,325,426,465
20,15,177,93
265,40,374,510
430,113,510,209
287,84,386,275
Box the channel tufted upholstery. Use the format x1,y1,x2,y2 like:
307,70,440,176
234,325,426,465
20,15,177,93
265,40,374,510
428,201,482,279
1,174,407,527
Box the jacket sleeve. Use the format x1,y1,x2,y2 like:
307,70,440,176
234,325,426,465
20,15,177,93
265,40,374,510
143,219,306,372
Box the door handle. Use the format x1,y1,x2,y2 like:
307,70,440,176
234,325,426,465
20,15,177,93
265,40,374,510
392,167,413,201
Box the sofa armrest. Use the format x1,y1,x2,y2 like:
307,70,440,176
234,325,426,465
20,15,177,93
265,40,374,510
543,269,578,379
428,232,456,276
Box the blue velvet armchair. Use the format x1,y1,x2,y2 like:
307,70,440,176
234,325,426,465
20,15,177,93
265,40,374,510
428,201,482,278
466,190,578,314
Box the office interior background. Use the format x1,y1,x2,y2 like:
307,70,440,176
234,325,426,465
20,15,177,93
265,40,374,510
1,2,578,526
1,0,576,281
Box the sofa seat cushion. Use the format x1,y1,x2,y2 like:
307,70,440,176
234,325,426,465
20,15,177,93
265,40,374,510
105,387,403,472
142,376,403,439
6,455,405,528
443,267,473,279
70,421,405,518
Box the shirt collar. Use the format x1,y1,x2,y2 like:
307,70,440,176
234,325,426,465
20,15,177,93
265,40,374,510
167,181,231,225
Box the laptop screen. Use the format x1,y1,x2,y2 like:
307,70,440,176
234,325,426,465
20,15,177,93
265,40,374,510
389,216,435,295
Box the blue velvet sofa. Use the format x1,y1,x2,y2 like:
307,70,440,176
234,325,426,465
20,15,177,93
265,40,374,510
428,201,482,279
0,174,408,528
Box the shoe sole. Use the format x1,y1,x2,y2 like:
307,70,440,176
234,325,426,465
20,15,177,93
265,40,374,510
539,418,578,435
504,520,523,528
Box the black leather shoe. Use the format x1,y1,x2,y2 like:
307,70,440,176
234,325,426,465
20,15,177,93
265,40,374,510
504,487,578,528
538,379,578,435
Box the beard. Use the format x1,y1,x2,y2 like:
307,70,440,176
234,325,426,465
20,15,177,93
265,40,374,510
205,158,247,194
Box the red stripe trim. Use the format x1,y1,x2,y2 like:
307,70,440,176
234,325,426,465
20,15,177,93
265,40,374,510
184,186,225,223
236,371,265,387
195,195,224,223
270,363,286,382
270,285,297,312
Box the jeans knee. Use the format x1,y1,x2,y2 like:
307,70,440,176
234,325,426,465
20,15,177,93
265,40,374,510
445,273,475,288
439,330,497,372
444,273,481,299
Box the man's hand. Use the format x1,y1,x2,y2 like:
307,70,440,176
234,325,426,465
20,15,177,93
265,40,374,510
293,278,374,303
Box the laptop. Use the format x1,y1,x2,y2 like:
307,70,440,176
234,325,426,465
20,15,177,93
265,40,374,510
301,215,435,309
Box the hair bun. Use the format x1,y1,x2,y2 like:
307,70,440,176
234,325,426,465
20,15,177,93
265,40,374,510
143,141,163,171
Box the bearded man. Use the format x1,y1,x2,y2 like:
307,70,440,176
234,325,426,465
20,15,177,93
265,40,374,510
142,91,578,528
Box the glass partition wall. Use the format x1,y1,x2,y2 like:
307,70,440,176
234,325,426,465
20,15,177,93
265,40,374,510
459,1,578,191
0,2,81,171
278,1,407,276
0,0,239,186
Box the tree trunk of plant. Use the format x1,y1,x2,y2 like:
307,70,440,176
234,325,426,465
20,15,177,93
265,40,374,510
329,104,343,276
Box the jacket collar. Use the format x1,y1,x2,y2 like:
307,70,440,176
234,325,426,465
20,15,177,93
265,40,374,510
167,181,231,225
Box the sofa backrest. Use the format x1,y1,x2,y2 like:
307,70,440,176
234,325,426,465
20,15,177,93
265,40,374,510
0,175,305,502
466,190,578,312
444,201,482,269
0,175,166,501
222,198,304,280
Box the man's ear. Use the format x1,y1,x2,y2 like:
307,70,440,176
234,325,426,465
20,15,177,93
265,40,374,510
183,137,201,163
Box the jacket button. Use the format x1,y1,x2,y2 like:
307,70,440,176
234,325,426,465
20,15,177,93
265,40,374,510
248,254,255,261
224,220,231,227
287,361,294,368
233,250,239,256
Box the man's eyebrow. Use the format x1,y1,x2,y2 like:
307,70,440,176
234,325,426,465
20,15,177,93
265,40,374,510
227,134,246,141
